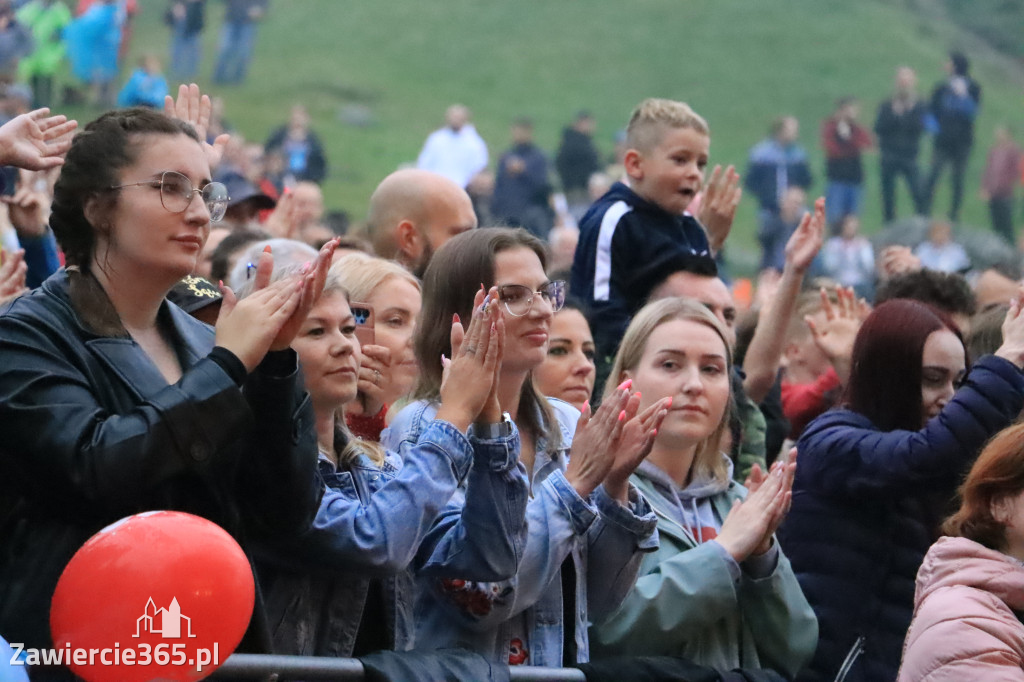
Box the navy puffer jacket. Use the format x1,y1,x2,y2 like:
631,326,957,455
777,354,1024,682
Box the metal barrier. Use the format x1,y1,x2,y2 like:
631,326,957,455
210,653,588,681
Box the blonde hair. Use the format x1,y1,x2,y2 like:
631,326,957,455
237,262,386,467
626,98,710,154
329,252,420,303
604,298,733,484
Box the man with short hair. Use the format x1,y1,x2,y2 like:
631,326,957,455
416,104,488,189
365,168,477,277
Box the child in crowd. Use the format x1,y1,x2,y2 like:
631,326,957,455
821,215,875,299
914,219,970,274
116,54,169,108
780,287,862,441
571,98,732,394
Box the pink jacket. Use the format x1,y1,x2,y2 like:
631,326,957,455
898,536,1024,681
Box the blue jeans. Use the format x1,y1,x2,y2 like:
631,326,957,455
170,24,202,79
213,21,257,84
825,181,863,231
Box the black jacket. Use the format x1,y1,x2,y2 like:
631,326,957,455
0,270,319,650
874,98,927,162
929,76,982,153
555,127,600,193
570,182,711,368
778,355,1024,682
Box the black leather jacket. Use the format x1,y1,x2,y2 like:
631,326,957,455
0,269,319,649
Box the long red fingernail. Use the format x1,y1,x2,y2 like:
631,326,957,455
616,379,632,391
582,400,589,414
665,396,673,408
634,392,641,400
453,313,460,324
263,245,272,253
618,410,626,421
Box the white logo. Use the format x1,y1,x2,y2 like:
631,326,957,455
133,597,196,639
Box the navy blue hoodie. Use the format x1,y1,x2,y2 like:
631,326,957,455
570,182,711,371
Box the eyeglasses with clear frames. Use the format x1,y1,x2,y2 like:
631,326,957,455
497,280,566,317
109,170,231,222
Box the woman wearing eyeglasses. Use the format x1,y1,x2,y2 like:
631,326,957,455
0,104,332,656
383,227,667,668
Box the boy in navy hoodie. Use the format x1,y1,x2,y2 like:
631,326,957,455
571,98,737,394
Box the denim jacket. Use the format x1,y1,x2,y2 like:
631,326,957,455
259,417,528,657
383,398,659,668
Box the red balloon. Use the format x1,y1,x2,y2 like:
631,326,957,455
50,511,254,682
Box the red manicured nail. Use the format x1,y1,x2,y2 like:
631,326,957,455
616,379,632,391
453,313,460,324
665,396,673,408
634,392,641,400
618,410,626,421
582,400,589,414
263,245,272,253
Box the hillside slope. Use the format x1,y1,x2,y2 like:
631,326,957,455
107,0,1024,270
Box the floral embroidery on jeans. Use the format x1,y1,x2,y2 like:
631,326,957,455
439,578,511,618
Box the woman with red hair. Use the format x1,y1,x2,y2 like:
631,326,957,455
778,297,1024,682
899,422,1024,680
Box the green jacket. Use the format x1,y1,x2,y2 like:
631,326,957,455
17,0,71,78
590,465,818,680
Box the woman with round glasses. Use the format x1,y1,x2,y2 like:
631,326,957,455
383,227,667,668
0,105,332,655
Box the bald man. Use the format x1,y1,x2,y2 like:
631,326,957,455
366,169,478,277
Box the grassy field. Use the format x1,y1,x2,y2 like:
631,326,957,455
69,0,1024,274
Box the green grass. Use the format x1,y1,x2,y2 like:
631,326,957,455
63,0,1024,274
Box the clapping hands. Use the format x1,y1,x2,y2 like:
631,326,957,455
717,450,797,562
215,238,338,371
565,380,671,502
436,287,506,433
698,165,742,253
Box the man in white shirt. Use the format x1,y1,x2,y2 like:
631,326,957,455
416,104,488,189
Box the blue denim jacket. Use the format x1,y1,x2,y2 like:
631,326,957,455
259,417,528,657
383,398,659,667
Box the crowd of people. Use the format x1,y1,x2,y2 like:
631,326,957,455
0,6,1021,682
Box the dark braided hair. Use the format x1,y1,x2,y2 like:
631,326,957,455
51,107,200,268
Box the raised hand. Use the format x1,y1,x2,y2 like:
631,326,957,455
436,287,505,433
996,288,1024,369
805,286,861,383
215,275,303,372
879,245,921,279
262,189,298,239
698,165,742,252
164,83,231,169
3,169,53,238
0,248,28,306
268,238,338,351
784,196,825,273
355,344,392,416
602,396,672,502
564,382,635,498
0,108,77,171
